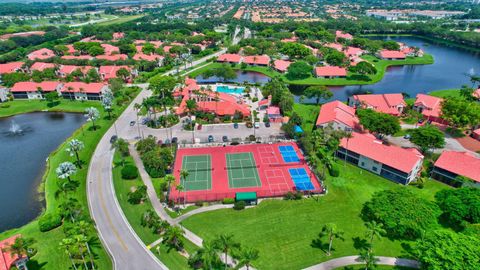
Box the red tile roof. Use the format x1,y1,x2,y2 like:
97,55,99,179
99,66,130,80
352,94,406,116
112,32,124,40
474,88,480,99
434,151,480,182
379,50,406,59
0,62,24,74
266,106,281,115
0,234,22,270
96,54,127,61
336,30,353,40
316,100,359,128
58,65,94,76
414,94,443,118
340,132,423,173
243,55,270,65
11,81,61,92
217,53,242,63
315,66,347,77
30,62,55,72
61,55,93,60
101,44,120,55
133,53,163,62
61,82,106,94
66,44,76,54
344,46,363,57
273,60,292,72
324,43,343,51
27,48,55,60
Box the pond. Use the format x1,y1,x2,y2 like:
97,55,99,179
0,112,85,232
195,70,271,85
292,36,480,101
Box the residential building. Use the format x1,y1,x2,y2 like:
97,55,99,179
412,94,445,123
272,60,291,73
335,30,353,40
348,93,406,116
61,55,93,61
0,62,24,75
431,151,480,186
96,54,128,61
0,234,28,270
132,53,164,66
217,53,242,64
27,48,55,61
336,132,424,184
316,100,360,131
0,88,8,102
315,66,347,78
60,82,108,101
29,62,55,72
57,65,94,78
472,128,480,141
473,88,480,100
378,50,406,60
243,55,270,66
112,32,125,40
10,81,62,99
101,44,120,55
98,66,131,81
266,106,282,123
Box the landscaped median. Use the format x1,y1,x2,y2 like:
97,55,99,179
180,162,450,270
188,54,433,86
0,90,138,269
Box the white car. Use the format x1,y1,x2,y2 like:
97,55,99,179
254,122,260,129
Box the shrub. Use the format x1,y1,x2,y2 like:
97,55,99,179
127,185,147,204
121,165,139,179
222,198,235,204
233,201,246,210
328,163,340,177
195,201,204,207
1,104,10,108
38,212,62,232
284,191,303,200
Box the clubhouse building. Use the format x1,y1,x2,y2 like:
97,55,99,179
336,132,424,185
431,151,480,187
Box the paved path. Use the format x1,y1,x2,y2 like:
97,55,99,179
87,90,168,270
303,256,420,270
173,204,232,223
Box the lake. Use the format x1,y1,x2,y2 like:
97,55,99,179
293,35,480,101
0,112,85,232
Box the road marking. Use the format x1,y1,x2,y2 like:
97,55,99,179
97,159,129,252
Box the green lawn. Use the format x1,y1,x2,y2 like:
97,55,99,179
0,98,132,269
188,54,434,86
112,152,198,269
335,266,415,270
97,15,144,26
181,163,450,270
428,88,461,98
292,103,320,132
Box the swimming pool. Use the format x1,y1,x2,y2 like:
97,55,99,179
216,85,245,94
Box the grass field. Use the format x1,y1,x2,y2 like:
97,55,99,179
334,266,414,270
0,99,100,118
181,162,450,270
97,15,144,26
292,103,320,132
428,88,461,98
189,54,434,86
112,152,198,269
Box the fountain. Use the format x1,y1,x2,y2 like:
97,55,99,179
468,67,475,76
3,120,30,136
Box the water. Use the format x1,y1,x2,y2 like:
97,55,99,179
292,36,480,101
216,85,245,94
195,70,270,85
0,112,85,232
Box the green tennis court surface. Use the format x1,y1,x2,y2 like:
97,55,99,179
181,155,212,191
226,152,262,188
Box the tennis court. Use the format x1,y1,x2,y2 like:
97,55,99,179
288,168,315,191
226,152,262,188
181,155,212,191
279,145,300,163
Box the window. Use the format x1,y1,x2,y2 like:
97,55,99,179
372,167,378,172
361,162,365,166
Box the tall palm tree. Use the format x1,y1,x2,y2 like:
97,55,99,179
133,103,142,138
365,221,386,251
185,99,197,142
342,131,353,167
237,247,259,270
58,197,81,222
56,162,77,182
163,226,184,251
164,175,176,202
66,139,85,168
73,235,89,270
319,223,344,256
179,170,189,207
359,249,378,270
198,240,221,270
214,233,240,269
60,238,78,270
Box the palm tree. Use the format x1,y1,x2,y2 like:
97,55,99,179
133,103,142,138
4,236,34,260
365,221,386,251
185,99,197,142
84,107,100,131
237,247,259,270
342,131,353,167
359,249,378,270
75,233,95,269
214,233,240,269
66,139,85,168
58,197,81,222
164,175,176,202
319,223,344,256
56,162,77,182
112,138,130,166
73,234,89,270
163,226,184,251
200,240,221,270
60,238,79,270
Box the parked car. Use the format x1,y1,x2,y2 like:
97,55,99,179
164,139,171,145
265,122,271,127
208,135,214,142
141,118,149,125
222,136,228,142
404,134,411,139
110,135,118,144
233,123,239,129
129,121,136,126
172,137,178,143
197,124,202,130
418,118,424,124
254,122,260,129
157,139,163,145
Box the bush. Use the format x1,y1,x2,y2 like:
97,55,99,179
328,163,340,177
222,198,235,204
195,201,204,207
121,165,139,179
38,212,62,232
284,191,303,200
233,201,246,210
127,185,147,204
1,104,10,108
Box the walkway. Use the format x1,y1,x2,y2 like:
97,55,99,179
303,256,420,270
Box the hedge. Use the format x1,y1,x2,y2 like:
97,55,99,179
121,164,139,179
38,212,62,232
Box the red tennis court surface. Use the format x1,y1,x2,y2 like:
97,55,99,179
170,142,323,203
